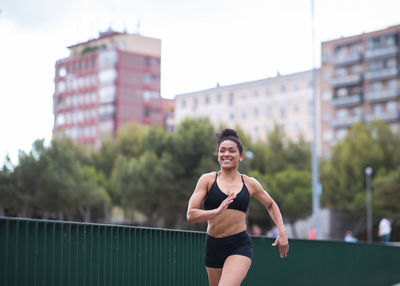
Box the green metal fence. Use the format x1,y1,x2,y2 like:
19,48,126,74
1,217,400,286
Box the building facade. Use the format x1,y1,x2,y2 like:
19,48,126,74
53,30,170,147
320,24,400,155
174,70,314,142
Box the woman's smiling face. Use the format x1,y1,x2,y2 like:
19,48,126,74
217,140,243,169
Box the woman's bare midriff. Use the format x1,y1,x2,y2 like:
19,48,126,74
207,209,247,237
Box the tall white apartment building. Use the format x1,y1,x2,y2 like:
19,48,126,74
174,70,314,142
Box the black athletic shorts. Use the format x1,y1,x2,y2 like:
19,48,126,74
205,231,253,268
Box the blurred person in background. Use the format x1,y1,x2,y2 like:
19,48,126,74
378,217,392,243
344,230,358,242
250,224,261,236
187,128,289,286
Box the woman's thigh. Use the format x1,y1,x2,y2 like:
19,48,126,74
218,255,251,286
206,267,223,286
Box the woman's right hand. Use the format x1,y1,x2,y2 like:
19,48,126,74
217,192,236,214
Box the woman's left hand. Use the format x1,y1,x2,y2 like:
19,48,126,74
272,232,289,258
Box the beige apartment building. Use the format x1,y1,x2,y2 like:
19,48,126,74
174,70,314,142
320,24,400,155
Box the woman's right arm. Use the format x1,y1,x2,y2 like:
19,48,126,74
186,173,236,223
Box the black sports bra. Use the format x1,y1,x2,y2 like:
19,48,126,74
203,172,250,213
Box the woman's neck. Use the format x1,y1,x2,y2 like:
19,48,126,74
219,168,240,181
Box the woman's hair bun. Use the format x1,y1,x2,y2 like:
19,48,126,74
217,128,239,140
216,128,243,154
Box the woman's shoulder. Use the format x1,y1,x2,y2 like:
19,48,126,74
241,174,259,185
198,171,217,183
241,174,263,193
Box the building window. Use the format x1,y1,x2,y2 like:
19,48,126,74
230,112,235,120
388,79,398,90
308,100,314,112
387,101,397,112
293,121,300,132
253,126,259,136
56,114,65,126
323,130,333,142
322,113,332,121
371,82,382,92
386,35,396,47
337,88,348,97
280,83,286,93
293,81,300,90
205,95,210,104
253,88,259,97
241,111,247,119
337,67,347,76
293,103,300,112
58,66,67,77
99,86,116,103
369,60,384,71
217,93,222,103
337,109,348,118
266,105,272,116
351,44,361,54
254,108,259,117
229,92,234,105
57,81,66,93
266,86,272,95
181,99,186,108
386,57,397,68
323,91,332,101
336,129,348,140
99,69,117,84
280,106,286,117
351,64,362,74
193,97,198,111
373,104,382,114
353,107,362,116
241,90,247,99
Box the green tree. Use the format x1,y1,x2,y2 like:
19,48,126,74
116,122,145,158
12,139,48,217
321,122,394,215
373,167,400,239
171,117,217,228
0,156,17,216
250,169,311,237
113,151,175,226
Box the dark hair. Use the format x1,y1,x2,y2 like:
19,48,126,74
216,128,244,154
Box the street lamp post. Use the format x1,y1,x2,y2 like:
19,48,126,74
365,166,373,243
310,0,321,239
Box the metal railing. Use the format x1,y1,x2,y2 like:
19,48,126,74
1,217,400,286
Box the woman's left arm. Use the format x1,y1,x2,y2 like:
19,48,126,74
250,177,289,258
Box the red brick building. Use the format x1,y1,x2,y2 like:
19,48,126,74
53,30,172,147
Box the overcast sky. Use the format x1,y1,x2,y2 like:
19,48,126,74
1,0,399,164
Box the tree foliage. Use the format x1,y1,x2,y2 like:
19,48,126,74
320,120,400,237
6,117,398,239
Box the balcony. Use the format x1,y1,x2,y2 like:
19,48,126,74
365,67,398,81
331,115,362,128
364,89,400,102
331,53,362,66
365,46,399,60
365,111,400,122
331,94,362,107
331,74,362,87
